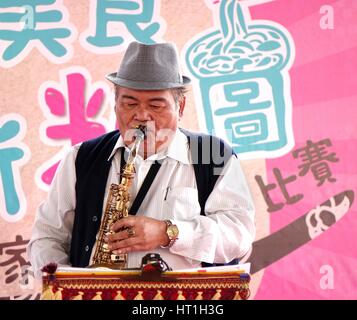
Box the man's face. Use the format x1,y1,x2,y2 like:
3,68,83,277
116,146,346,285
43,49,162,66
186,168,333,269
115,86,185,157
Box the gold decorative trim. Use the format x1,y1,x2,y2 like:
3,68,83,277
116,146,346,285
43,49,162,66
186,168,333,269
54,281,248,290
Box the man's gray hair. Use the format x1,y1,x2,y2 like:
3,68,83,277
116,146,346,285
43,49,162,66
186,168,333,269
170,87,188,108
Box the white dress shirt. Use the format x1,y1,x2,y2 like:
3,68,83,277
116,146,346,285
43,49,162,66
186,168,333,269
27,129,255,277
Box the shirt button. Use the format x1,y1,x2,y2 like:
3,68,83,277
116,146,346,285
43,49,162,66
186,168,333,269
92,216,98,222
85,245,89,252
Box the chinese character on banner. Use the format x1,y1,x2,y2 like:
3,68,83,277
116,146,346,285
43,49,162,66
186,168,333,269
292,139,339,186
0,235,30,285
0,0,76,68
36,67,111,191
81,0,165,53
255,138,339,213
255,168,304,213
217,80,272,147
0,114,30,222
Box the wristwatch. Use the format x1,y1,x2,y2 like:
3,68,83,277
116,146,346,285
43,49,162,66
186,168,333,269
161,220,179,248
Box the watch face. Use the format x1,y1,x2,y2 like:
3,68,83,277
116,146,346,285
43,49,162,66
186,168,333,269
167,225,179,239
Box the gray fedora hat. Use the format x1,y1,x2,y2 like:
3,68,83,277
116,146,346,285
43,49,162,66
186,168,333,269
106,42,191,90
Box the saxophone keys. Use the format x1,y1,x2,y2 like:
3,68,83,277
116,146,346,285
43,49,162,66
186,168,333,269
116,202,124,211
102,243,110,252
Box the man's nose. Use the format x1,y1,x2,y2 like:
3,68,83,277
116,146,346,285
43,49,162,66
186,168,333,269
133,105,153,121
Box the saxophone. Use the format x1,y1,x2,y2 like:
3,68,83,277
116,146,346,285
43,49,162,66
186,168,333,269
90,125,146,269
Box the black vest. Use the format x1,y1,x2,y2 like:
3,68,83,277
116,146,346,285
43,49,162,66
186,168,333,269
70,129,237,267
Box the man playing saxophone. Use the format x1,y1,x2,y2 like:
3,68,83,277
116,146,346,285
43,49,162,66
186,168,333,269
28,42,255,276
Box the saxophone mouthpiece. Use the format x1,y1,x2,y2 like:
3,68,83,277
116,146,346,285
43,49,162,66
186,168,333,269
134,125,146,140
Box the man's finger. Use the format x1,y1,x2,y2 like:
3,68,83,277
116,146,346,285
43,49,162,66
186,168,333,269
107,228,133,243
112,244,145,255
109,237,140,251
111,216,136,232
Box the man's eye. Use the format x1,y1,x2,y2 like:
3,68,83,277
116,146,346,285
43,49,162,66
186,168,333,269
150,104,164,110
122,102,138,108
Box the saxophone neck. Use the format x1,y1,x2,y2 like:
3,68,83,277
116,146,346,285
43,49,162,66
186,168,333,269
126,125,146,163
121,125,146,182
127,134,144,163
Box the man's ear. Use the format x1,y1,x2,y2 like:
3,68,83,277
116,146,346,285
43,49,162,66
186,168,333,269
179,97,186,117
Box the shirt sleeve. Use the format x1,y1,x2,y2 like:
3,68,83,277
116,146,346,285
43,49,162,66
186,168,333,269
27,145,80,277
169,155,256,264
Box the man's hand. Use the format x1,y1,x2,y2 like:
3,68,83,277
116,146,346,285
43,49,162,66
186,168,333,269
106,216,170,254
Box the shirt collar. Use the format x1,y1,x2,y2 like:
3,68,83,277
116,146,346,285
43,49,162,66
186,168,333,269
107,134,126,161
165,128,190,164
107,128,190,164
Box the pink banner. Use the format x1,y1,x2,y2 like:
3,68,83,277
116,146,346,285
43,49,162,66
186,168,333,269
0,0,356,300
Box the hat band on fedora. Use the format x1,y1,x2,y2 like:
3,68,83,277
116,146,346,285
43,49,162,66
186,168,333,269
106,73,191,90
